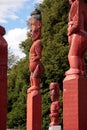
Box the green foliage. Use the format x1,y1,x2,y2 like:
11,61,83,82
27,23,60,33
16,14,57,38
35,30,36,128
7,0,70,129
40,0,69,129
7,58,29,129
8,48,19,71
41,0,69,129
19,37,32,56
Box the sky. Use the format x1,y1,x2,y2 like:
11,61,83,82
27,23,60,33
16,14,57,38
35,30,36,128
0,0,44,59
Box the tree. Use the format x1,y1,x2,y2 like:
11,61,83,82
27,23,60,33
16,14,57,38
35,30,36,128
7,58,29,129
8,48,19,72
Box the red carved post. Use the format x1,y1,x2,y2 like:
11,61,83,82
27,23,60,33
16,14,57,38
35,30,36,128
63,0,87,130
0,26,8,130
27,9,44,130
49,82,60,126
65,0,87,77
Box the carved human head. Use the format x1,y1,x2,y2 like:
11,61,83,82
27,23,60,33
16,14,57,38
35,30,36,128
49,82,60,102
29,9,42,41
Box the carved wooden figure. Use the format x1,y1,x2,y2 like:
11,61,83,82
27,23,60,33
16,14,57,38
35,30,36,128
49,82,60,126
28,9,44,92
66,0,87,77
63,1,87,130
27,9,44,130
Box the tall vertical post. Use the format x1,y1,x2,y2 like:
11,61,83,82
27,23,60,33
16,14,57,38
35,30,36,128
49,82,61,130
27,89,42,130
0,26,8,130
63,76,87,130
63,0,87,129
27,9,44,130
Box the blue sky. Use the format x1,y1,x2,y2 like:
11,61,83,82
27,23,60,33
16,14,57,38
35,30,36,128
0,0,43,59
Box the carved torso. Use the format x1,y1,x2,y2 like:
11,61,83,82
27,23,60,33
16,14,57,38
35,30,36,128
68,0,87,36
30,40,42,62
29,39,43,73
50,101,60,115
65,0,87,77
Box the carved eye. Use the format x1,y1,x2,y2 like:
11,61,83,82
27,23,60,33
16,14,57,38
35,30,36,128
34,29,38,33
30,29,32,33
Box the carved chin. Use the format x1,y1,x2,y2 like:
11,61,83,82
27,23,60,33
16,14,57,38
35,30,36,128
32,36,40,41
51,96,55,101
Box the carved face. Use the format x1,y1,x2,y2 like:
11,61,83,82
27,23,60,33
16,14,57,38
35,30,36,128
50,86,59,102
49,83,60,102
29,18,42,41
50,87,56,101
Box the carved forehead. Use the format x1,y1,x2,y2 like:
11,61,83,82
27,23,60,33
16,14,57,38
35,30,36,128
49,82,59,90
29,18,41,23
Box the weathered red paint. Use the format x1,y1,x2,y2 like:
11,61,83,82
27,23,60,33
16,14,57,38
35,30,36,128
63,0,87,129
49,82,60,126
63,77,87,130
0,26,8,130
27,9,44,130
27,90,42,130
66,0,87,76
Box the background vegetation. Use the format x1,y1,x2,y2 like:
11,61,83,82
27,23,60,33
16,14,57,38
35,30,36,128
7,0,70,129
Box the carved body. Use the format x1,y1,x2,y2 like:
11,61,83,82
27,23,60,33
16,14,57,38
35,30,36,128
49,82,60,126
27,9,43,130
49,101,60,126
29,39,44,77
28,9,44,92
66,0,87,76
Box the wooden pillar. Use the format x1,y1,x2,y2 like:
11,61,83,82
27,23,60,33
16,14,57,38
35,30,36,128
63,77,87,130
0,26,8,130
27,89,42,130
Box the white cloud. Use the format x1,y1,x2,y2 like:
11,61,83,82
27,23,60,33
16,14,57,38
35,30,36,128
0,0,44,59
34,0,44,3
0,0,44,23
32,0,44,6
0,0,28,23
4,28,27,59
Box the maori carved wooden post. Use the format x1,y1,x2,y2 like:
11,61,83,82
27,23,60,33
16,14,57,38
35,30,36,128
49,82,61,130
49,82,60,126
27,9,44,130
63,0,87,130
0,26,8,130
